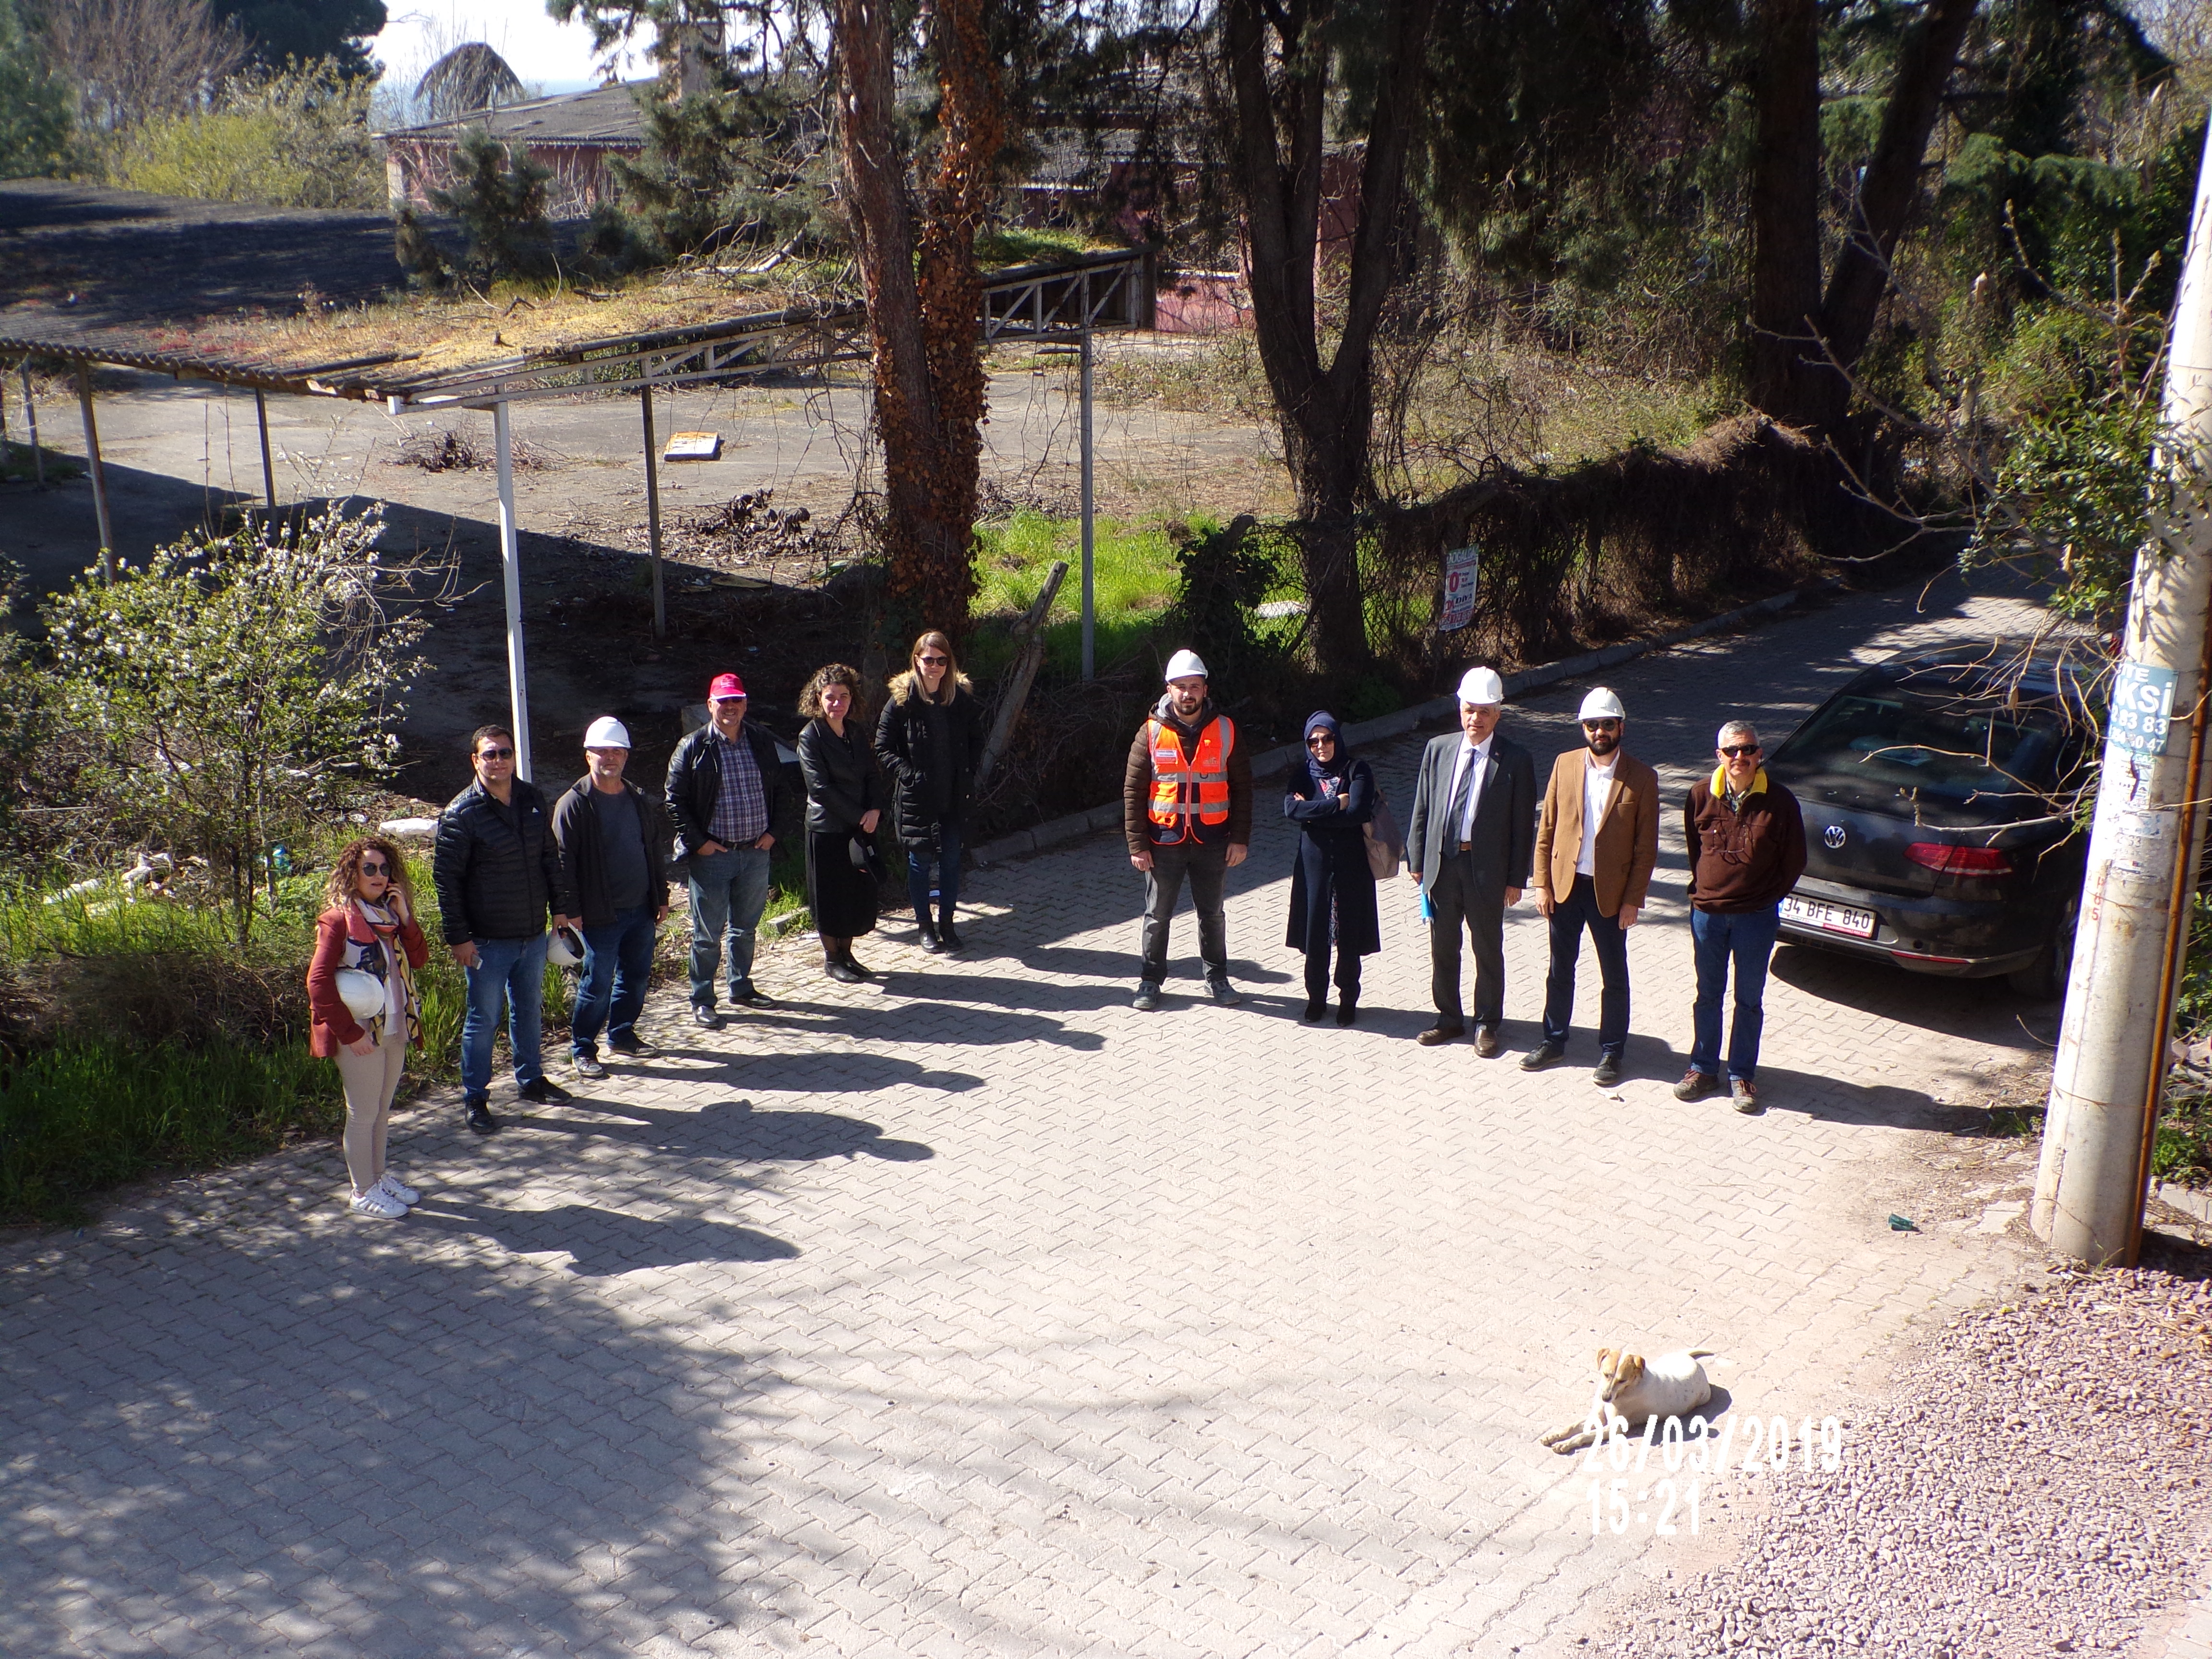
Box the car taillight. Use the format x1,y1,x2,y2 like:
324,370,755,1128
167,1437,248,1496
1906,842,2012,877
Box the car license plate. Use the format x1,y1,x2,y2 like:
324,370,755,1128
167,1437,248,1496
1781,895,1877,938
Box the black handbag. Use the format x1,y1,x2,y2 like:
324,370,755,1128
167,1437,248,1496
848,833,888,883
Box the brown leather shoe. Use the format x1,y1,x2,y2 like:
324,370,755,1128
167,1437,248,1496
1673,1068,1719,1102
1417,1024,1465,1046
1474,1026,1502,1058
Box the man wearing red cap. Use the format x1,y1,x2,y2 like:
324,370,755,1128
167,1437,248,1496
664,673,786,1029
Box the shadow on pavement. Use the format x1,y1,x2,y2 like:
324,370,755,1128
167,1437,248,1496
1768,943,2036,1049
514,1098,936,1166
411,1199,801,1274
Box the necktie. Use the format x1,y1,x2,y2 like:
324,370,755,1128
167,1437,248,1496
1447,747,1478,844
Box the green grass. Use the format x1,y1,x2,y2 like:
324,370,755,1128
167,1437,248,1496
970,509,1214,678
974,226,1098,269
0,1038,340,1225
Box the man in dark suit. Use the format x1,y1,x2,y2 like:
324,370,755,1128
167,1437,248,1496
1405,666,1539,1055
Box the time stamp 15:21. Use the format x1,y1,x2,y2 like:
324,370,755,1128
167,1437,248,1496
1578,1412,1847,1536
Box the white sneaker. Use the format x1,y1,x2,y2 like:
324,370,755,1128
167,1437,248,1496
375,1173,421,1206
350,1187,407,1219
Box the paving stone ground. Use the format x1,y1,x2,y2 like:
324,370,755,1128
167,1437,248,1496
5,574,2187,1658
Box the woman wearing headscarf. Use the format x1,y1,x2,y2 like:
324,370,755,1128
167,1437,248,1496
797,661,884,983
1283,710,1380,1024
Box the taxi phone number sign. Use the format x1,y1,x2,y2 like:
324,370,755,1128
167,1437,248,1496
2109,661,2177,757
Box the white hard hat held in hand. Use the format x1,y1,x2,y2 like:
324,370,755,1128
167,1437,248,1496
548,925,586,968
1456,666,1505,706
1164,649,1209,682
334,969,385,1022
1577,687,1626,722
584,715,631,749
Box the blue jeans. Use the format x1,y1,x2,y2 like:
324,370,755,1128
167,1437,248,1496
1690,904,1782,1083
906,818,962,927
572,904,657,1057
460,931,550,1100
687,846,771,1007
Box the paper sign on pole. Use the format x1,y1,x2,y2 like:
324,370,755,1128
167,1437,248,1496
1439,546,1479,632
2109,660,2177,756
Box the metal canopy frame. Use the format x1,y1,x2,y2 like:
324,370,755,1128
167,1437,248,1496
2,247,1150,777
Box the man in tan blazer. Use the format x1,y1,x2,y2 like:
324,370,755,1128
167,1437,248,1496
1520,687,1661,1084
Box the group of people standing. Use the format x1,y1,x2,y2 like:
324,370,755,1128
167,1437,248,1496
304,631,983,1219
305,637,1805,1222
1128,657,1806,1112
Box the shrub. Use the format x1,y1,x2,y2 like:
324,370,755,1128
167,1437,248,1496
107,60,382,210
429,126,556,280
41,504,427,947
0,0,72,178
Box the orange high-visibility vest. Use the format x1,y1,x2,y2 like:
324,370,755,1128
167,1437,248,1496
1146,715,1236,841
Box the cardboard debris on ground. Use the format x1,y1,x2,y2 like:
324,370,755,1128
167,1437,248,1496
664,431,722,460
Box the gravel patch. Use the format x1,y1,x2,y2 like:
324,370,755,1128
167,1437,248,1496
1593,1238,2212,1659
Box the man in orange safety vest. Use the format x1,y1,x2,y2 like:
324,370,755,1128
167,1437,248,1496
1122,649,1254,1011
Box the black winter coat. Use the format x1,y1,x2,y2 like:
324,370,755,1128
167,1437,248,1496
1284,758,1382,960
663,721,787,863
797,717,883,833
433,778,573,945
874,673,985,848
551,775,672,930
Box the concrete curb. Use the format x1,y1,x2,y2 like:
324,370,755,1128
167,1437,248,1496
2154,1181,2212,1226
971,580,1830,867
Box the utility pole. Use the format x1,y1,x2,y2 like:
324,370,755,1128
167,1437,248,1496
2031,124,2212,1265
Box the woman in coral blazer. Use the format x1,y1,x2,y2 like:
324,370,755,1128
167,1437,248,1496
307,837,430,1218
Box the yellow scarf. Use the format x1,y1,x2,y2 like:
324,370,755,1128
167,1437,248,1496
1709,764,1768,801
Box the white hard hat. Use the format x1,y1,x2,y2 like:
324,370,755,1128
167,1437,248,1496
583,715,631,749
1456,666,1505,706
1578,687,1626,722
1164,649,1209,682
548,924,585,968
334,968,385,1022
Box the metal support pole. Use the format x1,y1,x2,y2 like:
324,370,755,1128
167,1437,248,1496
20,362,44,487
2032,121,2212,1266
1080,329,1095,681
76,365,114,581
640,385,666,640
254,388,277,512
493,399,534,782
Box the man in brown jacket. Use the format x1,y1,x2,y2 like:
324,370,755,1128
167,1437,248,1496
1124,649,1254,1010
1676,718,1807,1113
1521,688,1661,1084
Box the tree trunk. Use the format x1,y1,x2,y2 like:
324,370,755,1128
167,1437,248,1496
831,0,1002,643
1744,0,1981,438
1806,0,1981,433
1222,0,1437,678
1746,0,1826,425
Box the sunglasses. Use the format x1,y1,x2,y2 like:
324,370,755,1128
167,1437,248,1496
917,654,950,666
359,860,390,875
1582,719,1620,731
477,746,515,760
1719,744,1761,759
1307,734,1335,747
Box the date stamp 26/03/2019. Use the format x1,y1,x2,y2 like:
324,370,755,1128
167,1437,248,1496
1575,1411,1846,1536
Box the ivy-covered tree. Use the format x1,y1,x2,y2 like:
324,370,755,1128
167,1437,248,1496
0,0,72,176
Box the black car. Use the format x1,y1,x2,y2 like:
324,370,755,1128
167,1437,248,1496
1761,637,2097,998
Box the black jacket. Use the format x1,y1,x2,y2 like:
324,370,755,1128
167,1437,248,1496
663,720,787,863
551,775,672,930
432,777,573,945
874,672,985,848
1405,729,1539,900
797,717,883,834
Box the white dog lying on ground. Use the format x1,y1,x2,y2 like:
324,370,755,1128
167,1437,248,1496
1539,1346,1716,1454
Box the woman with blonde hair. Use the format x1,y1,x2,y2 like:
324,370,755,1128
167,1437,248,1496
797,661,885,982
306,837,430,1218
875,629,986,952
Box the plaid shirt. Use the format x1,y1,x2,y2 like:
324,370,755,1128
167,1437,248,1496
708,728,768,846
